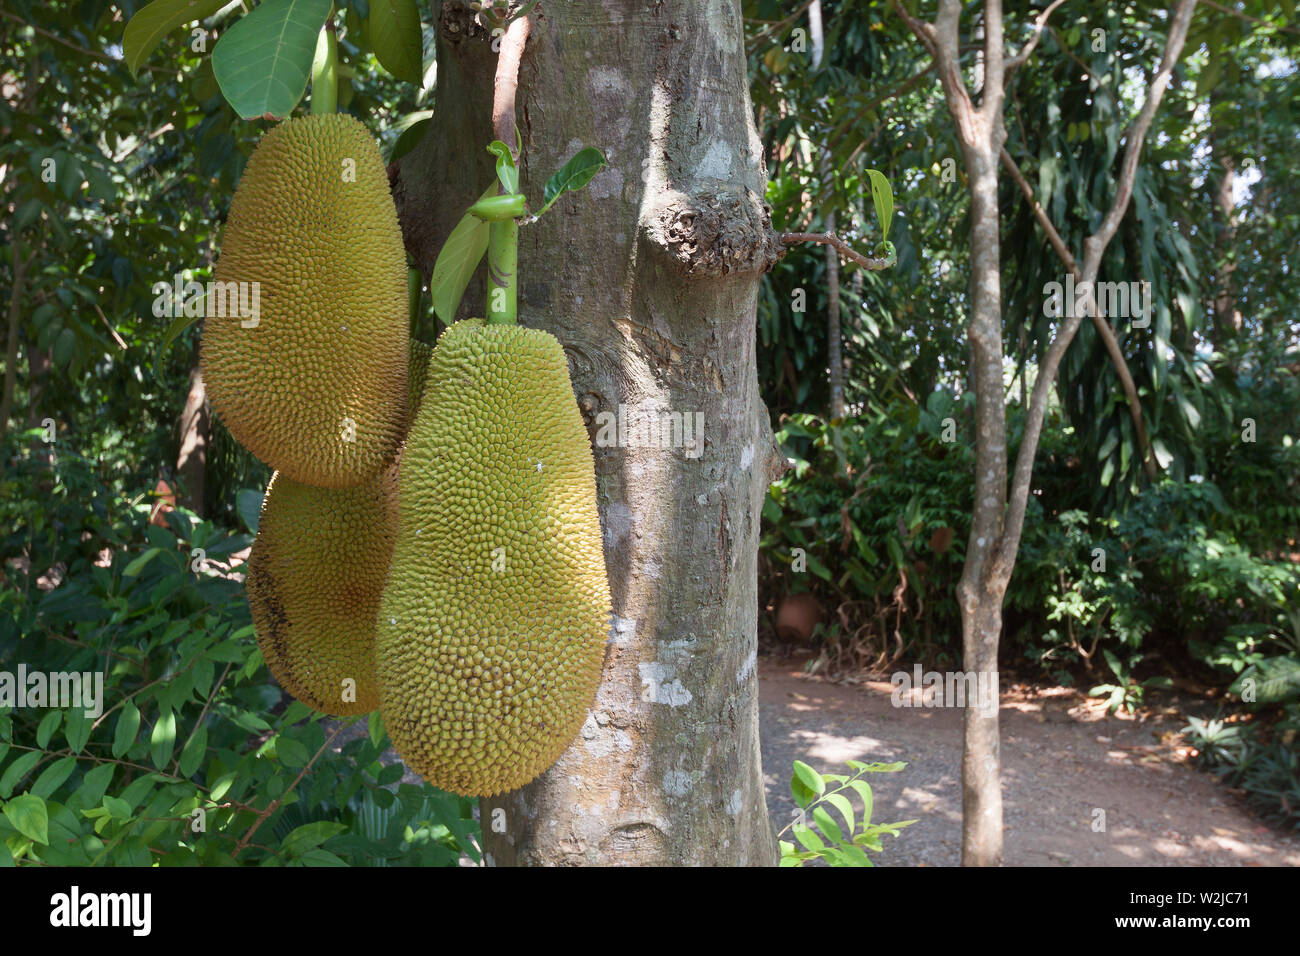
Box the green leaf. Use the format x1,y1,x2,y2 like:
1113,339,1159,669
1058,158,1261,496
389,117,430,163
30,756,77,800
64,709,92,755
812,805,844,844
124,0,231,75
429,184,496,324
791,760,825,800
276,736,311,769
539,147,607,214
486,141,519,194
212,0,334,120
78,765,115,809
3,794,49,845
113,701,141,758
179,725,207,778
298,847,349,866
123,547,162,578
824,792,855,837
0,752,42,798
103,795,133,820
848,779,874,824
369,0,423,84
280,820,347,856
154,309,201,377
150,708,177,769
842,843,873,866
791,823,826,852
866,169,894,242
236,488,264,534
368,711,386,748
35,711,62,750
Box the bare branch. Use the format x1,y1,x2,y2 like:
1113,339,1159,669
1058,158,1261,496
1005,0,1069,75
779,232,896,271
999,146,1077,273
990,0,1199,588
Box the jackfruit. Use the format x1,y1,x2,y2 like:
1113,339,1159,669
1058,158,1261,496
245,338,433,715
202,112,409,489
377,319,611,796
247,465,398,715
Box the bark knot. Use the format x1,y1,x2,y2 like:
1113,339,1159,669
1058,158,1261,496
646,184,782,278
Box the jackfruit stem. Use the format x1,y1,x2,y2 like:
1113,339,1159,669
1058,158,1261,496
310,20,338,116
486,218,518,325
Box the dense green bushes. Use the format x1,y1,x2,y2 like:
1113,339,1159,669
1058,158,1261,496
1,432,479,866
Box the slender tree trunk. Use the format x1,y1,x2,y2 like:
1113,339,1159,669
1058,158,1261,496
395,0,782,866
825,206,845,419
957,143,1008,867
1210,117,1241,358
1,243,28,443
175,364,209,515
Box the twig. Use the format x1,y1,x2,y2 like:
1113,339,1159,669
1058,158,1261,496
231,720,355,859
492,11,532,159
0,11,171,74
746,0,816,54
94,304,128,350
989,0,1199,584
780,231,895,270
1005,0,1069,74
999,146,1077,272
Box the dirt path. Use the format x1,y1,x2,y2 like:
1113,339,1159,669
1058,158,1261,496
759,654,1300,866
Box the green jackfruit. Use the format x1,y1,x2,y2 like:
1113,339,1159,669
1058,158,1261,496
246,339,432,715
377,319,611,797
247,465,398,715
202,113,408,489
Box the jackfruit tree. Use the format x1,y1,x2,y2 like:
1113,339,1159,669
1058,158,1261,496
389,2,786,864
125,0,899,866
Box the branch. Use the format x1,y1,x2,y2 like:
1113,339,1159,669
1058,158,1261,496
746,0,817,55
1199,0,1300,37
1005,0,1069,75
0,11,171,74
888,0,939,60
999,147,1076,273
990,0,1199,588
780,232,896,271
1082,0,1198,270
1001,144,1155,487
491,11,532,158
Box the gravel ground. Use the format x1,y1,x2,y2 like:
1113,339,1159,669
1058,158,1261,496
758,653,1300,866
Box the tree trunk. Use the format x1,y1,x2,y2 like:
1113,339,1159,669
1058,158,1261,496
395,0,782,866
1210,116,1241,357
825,206,845,420
175,364,208,516
1,242,28,444
957,142,1008,868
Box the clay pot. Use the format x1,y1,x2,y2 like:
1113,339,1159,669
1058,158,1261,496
775,592,823,643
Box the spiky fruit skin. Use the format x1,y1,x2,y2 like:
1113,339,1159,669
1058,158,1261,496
248,466,398,715
406,338,433,428
377,320,611,797
202,113,408,489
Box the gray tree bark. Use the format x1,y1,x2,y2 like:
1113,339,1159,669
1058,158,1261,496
175,364,208,516
395,0,782,866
